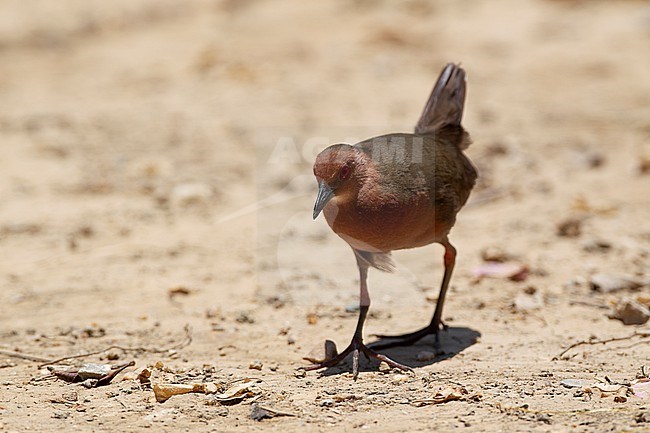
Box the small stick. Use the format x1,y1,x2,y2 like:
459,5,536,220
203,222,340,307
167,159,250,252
38,325,192,368
553,331,650,360
0,349,55,363
568,300,610,310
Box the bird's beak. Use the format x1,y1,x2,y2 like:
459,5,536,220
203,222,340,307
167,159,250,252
313,180,334,220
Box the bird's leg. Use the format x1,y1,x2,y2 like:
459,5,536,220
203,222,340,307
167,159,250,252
304,260,412,379
372,241,456,350
430,241,456,340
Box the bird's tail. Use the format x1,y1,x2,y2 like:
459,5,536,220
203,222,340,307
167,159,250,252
415,63,469,148
354,249,395,273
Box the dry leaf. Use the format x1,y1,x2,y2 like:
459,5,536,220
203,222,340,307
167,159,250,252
153,383,206,403
210,379,261,403
78,363,111,380
412,386,469,406
49,361,134,387
591,383,624,393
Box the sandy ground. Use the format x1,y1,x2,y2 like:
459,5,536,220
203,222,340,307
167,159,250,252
1,0,650,431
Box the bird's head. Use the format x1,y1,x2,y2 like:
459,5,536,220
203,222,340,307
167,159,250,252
312,144,365,220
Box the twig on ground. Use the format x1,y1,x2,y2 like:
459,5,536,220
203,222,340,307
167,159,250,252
0,349,54,363
494,400,638,416
37,324,192,368
568,300,610,310
553,330,650,360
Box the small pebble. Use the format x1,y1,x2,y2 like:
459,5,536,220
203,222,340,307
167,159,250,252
571,149,605,169
62,391,78,402
303,340,338,364
345,304,360,313
556,218,582,238
609,300,650,325
636,411,650,423
480,246,512,262
81,379,99,388
249,360,263,370
137,368,152,384
590,273,642,293
581,238,611,253
416,351,437,362
391,374,410,385
535,413,552,424
637,157,650,175
236,312,255,324
513,292,543,312
170,182,212,206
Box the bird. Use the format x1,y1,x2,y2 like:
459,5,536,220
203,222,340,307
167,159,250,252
309,63,477,379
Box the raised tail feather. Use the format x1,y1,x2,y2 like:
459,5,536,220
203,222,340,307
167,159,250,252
415,63,467,138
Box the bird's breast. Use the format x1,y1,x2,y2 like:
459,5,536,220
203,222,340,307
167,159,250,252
323,189,451,252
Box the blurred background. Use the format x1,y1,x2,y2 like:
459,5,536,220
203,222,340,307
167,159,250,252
0,0,649,430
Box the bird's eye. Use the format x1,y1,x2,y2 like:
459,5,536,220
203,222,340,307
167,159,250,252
339,164,351,180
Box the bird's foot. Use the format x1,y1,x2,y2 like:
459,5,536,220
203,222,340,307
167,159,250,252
371,320,448,350
304,335,412,380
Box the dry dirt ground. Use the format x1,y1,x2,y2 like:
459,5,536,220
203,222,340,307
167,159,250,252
1,1,649,432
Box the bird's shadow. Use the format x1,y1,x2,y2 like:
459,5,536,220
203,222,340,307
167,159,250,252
315,326,480,377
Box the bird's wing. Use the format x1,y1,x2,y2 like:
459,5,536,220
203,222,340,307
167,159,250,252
415,63,466,135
